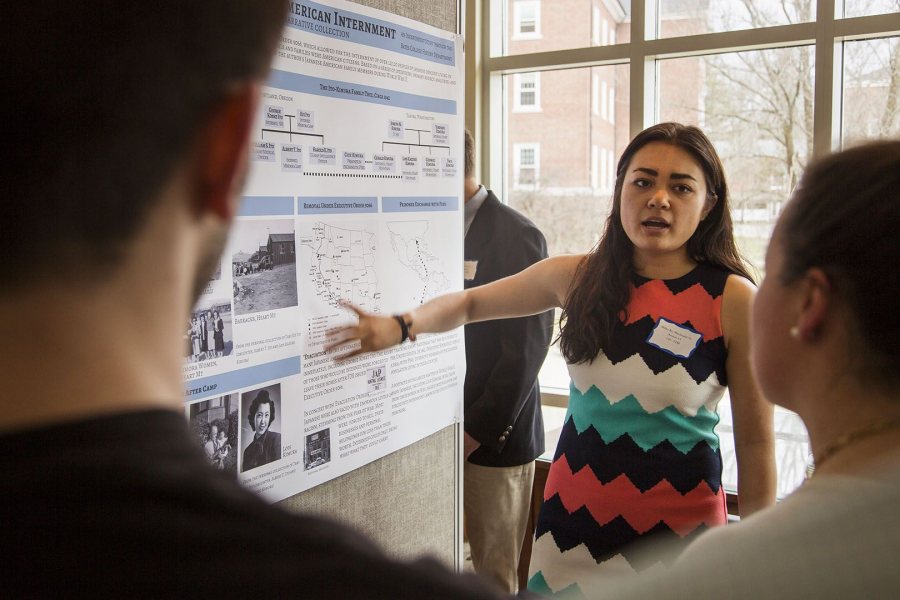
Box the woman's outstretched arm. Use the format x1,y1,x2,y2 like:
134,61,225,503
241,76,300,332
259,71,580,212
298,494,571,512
326,254,582,359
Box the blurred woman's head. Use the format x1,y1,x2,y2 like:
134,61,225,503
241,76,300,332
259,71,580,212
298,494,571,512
752,140,900,409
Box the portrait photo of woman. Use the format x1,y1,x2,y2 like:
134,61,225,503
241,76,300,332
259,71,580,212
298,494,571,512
241,385,282,473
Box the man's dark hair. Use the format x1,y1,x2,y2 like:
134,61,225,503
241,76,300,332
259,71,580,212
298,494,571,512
464,129,475,179
1,2,289,292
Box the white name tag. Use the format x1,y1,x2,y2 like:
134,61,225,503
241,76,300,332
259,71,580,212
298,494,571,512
646,318,702,359
464,260,478,281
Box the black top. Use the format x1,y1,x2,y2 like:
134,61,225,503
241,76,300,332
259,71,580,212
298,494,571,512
241,428,282,472
0,409,511,598
464,191,554,467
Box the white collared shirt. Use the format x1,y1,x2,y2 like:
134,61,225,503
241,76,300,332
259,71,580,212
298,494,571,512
464,185,489,237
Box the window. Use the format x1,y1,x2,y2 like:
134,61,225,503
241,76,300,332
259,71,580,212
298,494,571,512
504,65,626,253
606,148,615,191
842,37,900,145
598,147,607,192
608,87,615,123
513,72,541,112
601,80,608,119
513,143,540,187
843,0,899,18
660,47,814,272
504,0,627,54
657,0,815,38
503,65,628,391
489,0,900,498
513,1,540,40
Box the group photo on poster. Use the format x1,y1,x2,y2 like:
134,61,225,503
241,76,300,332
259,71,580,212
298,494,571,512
185,300,233,363
231,219,299,316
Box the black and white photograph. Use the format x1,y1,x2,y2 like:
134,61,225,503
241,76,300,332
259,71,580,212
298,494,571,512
185,300,233,363
240,383,282,473
188,395,239,477
231,219,298,316
367,365,387,393
304,428,331,471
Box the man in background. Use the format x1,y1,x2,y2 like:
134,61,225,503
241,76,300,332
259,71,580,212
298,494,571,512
0,3,511,597
462,130,554,592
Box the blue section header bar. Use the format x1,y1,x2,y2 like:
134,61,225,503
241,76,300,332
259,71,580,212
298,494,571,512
268,70,456,115
299,197,378,214
382,196,459,212
185,356,302,400
239,196,295,216
287,0,455,66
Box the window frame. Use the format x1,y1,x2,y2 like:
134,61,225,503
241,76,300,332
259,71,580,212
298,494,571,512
478,1,900,211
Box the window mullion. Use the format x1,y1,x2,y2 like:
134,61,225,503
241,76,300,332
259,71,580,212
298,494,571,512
813,0,839,157
630,1,653,137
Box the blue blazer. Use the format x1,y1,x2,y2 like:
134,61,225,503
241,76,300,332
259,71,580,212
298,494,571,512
464,191,553,467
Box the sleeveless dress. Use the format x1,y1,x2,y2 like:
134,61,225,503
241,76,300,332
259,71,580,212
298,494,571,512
528,263,731,597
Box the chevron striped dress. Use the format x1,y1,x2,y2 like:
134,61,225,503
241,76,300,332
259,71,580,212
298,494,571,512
528,263,731,597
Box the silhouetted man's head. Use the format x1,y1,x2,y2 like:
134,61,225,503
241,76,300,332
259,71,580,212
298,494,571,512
2,2,289,294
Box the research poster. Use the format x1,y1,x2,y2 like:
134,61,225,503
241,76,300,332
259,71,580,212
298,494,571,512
183,0,465,501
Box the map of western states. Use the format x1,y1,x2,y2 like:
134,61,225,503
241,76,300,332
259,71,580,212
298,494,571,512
300,222,380,312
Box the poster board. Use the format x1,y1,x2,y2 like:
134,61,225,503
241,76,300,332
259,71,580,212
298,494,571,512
183,0,464,565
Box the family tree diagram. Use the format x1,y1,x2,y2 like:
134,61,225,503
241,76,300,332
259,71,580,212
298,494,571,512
387,221,450,305
261,106,326,145
255,104,455,181
299,222,381,313
382,121,451,156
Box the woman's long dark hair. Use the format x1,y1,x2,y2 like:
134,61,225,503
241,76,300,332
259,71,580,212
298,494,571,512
559,122,753,364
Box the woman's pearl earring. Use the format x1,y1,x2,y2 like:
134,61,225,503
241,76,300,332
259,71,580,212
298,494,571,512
790,326,801,340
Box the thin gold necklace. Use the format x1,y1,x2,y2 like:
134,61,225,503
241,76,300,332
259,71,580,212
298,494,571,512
813,419,900,473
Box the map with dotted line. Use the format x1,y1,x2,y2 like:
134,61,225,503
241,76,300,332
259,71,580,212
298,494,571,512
387,221,450,305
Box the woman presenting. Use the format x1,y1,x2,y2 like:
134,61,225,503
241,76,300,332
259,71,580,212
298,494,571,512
589,139,900,599
328,123,776,594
